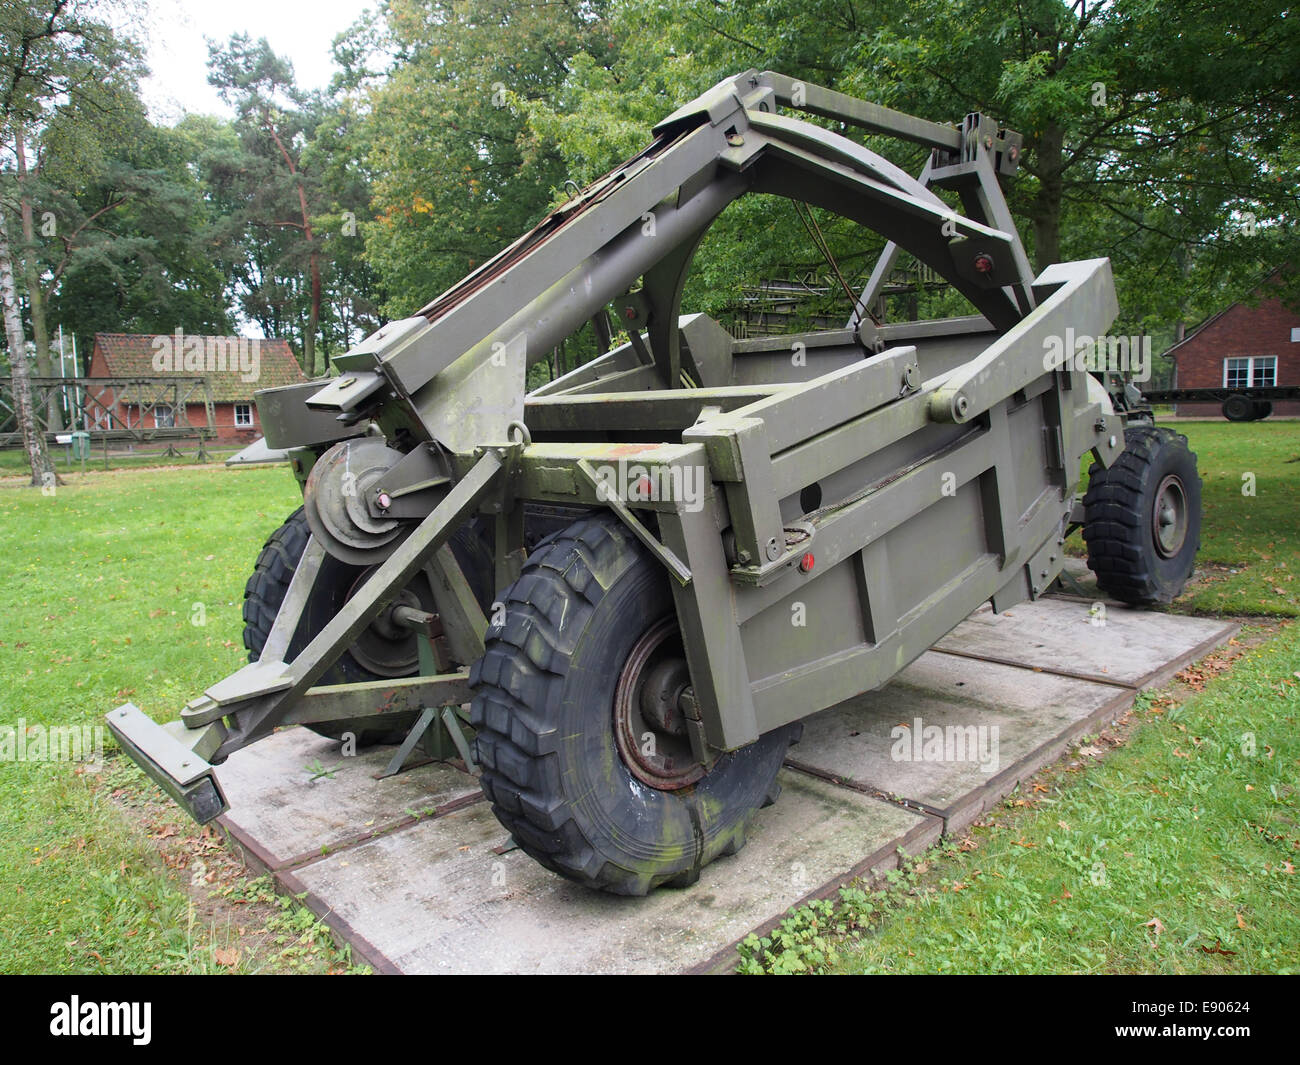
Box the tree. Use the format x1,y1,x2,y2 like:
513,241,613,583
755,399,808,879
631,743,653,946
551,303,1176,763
347,0,616,318
0,0,143,482
207,35,326,374
859,0,1300,324
0,204,53,484
530,0,1300,339
44,105,233,355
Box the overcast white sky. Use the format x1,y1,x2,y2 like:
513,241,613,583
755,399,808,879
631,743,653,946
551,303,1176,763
139,0,377,122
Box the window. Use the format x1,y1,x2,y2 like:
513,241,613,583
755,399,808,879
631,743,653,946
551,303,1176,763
153,405,175,428
234,402,254,428
1223,356,1276,389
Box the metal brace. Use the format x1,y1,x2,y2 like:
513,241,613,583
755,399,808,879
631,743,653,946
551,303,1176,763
575,458,693,586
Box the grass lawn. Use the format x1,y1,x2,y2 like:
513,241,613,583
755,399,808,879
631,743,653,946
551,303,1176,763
0,461,368,973
1167,421,1300,617
0,417,1295,974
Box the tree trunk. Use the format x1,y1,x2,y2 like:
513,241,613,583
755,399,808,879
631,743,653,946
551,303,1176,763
0,208,58,488
264,115,322,375
307,249,321,374
14,130,62,430
1031,121,1065,272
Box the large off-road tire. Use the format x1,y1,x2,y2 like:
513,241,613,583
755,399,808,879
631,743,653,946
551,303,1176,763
243,506,493,745
1250,400,1273,421
1082,426,1202,605
469,515,799,896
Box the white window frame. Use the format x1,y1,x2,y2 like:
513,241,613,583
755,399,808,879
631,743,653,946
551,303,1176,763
234,402,254,428
1223,356,1276,389
1223,357,1250,389
153,405,175,429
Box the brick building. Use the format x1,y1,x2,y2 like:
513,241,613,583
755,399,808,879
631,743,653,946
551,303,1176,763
87,333,308,443
1164,279,1300,417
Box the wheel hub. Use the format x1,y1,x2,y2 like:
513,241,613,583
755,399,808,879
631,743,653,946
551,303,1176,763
614,617,705,790
1152,473,1188,558
343,573,430,677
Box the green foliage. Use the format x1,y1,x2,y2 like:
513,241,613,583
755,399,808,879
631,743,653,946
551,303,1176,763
349,0,616,318
1,1,232,374
736,885,881,974
533,0,1300,337
202,35,331,372
13,0,1298,380
42,99,233,351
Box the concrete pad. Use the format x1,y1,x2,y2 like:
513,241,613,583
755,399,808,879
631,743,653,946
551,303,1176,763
286,769,938,974
216,728,481,871
934,596,1238,688
787,650,1133,834
210,595,1238,973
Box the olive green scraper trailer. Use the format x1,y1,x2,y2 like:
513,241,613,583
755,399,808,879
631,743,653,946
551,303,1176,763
107,71,1202,895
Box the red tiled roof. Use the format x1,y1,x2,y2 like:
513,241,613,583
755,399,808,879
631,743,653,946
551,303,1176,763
91,333,307,402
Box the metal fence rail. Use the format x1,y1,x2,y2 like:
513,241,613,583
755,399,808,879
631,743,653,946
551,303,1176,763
0,376,216,448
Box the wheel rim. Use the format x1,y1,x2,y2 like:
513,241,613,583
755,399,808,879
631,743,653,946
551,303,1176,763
614,616,705,790
1152,473,1188,558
